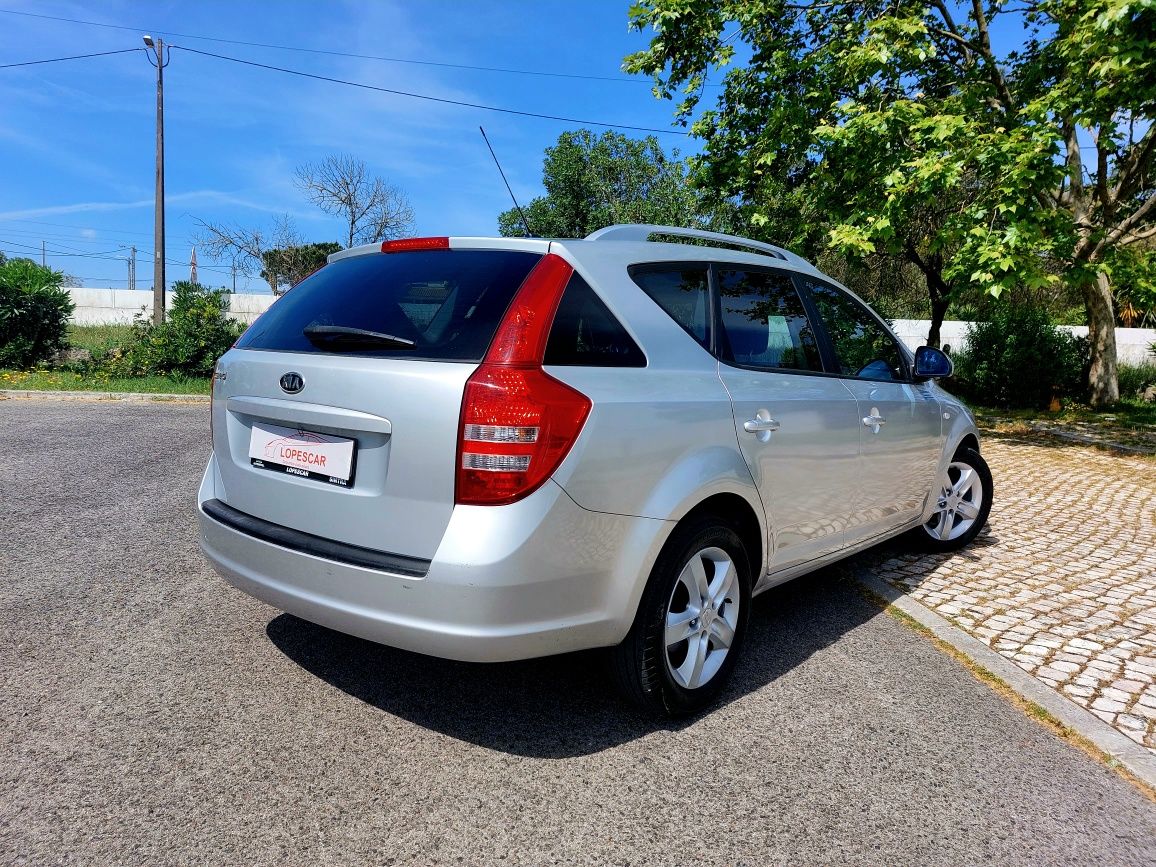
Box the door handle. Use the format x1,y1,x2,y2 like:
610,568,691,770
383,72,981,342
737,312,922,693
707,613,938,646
862,408,886,434
743,417,781,433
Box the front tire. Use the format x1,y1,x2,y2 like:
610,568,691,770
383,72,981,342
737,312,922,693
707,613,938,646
915,447,993,551
612,517,752,717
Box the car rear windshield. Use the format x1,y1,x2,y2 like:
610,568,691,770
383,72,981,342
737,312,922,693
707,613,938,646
234,249,541,361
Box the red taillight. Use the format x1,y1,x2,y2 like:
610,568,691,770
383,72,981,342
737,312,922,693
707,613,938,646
381,236,450,253
456,253,591,506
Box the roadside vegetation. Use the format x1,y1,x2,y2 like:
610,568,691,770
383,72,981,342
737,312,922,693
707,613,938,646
0,369,211,395
0,272,234,395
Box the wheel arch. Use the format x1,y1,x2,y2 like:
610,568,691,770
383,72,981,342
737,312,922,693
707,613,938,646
954,432,980,458
668,492,764,587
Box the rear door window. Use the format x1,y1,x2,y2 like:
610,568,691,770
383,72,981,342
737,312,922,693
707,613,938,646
629,264,712,351
715,268,822,372
235,250,541,361
544,273,645,367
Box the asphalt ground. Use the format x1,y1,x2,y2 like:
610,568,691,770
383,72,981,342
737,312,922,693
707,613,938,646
3,398,1155,865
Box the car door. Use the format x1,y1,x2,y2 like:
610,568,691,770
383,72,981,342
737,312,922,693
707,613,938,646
801,279,944,546
713,266,861,578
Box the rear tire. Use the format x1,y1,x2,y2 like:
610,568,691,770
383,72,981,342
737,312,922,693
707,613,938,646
913,447,993,551
612,517,751,717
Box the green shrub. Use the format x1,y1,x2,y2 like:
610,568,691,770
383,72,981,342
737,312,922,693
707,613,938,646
1118,361,1156,397
104,281,243,378
0,258,74,368
951,305,1088,409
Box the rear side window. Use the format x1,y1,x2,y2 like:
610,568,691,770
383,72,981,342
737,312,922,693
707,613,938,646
630,264,711,350
235,250,541,361
716,268,822,372
544,274,645,367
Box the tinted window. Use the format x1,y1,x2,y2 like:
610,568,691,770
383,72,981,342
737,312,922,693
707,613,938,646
235,250,540,361
806,281,907,381
716,269,822,372
630,265,711,350
544,274,645,367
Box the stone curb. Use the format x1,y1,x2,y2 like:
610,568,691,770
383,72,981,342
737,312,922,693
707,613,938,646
0,389,209,403
856,569,1156,790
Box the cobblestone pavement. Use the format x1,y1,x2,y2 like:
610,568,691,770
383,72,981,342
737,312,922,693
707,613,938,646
861,434,1156,753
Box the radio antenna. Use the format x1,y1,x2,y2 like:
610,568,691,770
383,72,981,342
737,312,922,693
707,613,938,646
479,126,534,237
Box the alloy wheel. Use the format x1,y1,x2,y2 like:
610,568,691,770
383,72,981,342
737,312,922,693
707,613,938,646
924,460,984,542
663,546,741,690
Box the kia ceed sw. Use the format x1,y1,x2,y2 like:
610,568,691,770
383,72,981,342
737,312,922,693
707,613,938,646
198,224,992,715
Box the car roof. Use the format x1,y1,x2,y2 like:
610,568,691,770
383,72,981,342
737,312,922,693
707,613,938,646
329,224,825,280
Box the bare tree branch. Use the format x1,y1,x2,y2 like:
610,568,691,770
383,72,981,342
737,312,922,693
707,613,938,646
1109,125,1155,206
193,215,302,294
969,0,1015,112
1091,194,1156,259
295,154,415,247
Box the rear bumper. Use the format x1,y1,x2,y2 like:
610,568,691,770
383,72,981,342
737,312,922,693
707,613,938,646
198,457,671,663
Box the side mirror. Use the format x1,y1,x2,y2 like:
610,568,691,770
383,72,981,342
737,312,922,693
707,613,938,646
914,345,954,379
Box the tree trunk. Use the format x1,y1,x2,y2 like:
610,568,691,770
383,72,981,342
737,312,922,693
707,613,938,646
906,246,952,349
1083,270,1119,407
927,295,951,350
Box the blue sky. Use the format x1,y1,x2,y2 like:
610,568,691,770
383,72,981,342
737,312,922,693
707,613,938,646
0,0,696,292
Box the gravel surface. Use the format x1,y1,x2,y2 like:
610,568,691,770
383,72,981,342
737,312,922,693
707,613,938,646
3,398,1156,865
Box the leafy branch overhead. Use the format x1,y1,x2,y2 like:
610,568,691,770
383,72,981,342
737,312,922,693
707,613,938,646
625,0,1155,406
498,129,740,238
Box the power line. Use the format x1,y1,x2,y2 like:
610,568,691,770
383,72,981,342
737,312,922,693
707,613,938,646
0,47,141,69
1,238,234,274
0,218,157,238
0,7,650,84
173,45,688,137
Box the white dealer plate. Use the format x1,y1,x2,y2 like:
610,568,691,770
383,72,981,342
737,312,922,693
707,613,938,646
248,422,356,487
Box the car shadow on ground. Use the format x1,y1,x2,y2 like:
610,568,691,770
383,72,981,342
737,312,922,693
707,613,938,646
265,568,883,758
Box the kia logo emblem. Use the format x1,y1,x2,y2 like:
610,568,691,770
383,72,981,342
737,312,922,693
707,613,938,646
280,372,304,394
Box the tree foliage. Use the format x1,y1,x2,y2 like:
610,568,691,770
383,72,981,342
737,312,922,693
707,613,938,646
498,129,740,238
626,0,1156,405
0,257,73,368
261,242,342,293
296,154,415,248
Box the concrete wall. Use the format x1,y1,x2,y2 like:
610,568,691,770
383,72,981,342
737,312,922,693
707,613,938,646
68,288,276,325
891,319,1155,365
65,288,1156,364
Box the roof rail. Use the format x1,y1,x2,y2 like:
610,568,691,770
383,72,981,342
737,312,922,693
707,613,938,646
584,224,812,269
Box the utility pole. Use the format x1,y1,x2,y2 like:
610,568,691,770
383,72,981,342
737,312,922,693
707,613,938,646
143,35,169,324
127,246,137,290
41,240,45,267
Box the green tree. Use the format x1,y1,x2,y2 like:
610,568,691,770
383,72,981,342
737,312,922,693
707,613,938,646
0,257,73,368
261,242,342,294
626,0,1156,405
499,129,739,238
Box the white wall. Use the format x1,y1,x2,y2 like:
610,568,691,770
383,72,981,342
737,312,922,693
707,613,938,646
68,287,275,325
891,319,1155,365
65,289,1156,364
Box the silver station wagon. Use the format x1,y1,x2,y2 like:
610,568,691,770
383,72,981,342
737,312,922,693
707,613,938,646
198,224,992,715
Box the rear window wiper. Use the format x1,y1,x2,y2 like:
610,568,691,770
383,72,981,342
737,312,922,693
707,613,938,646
303,325,416,348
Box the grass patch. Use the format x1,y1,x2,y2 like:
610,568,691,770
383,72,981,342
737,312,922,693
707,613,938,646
974,400,1156,429
67,323,134,354
0,369,211,394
